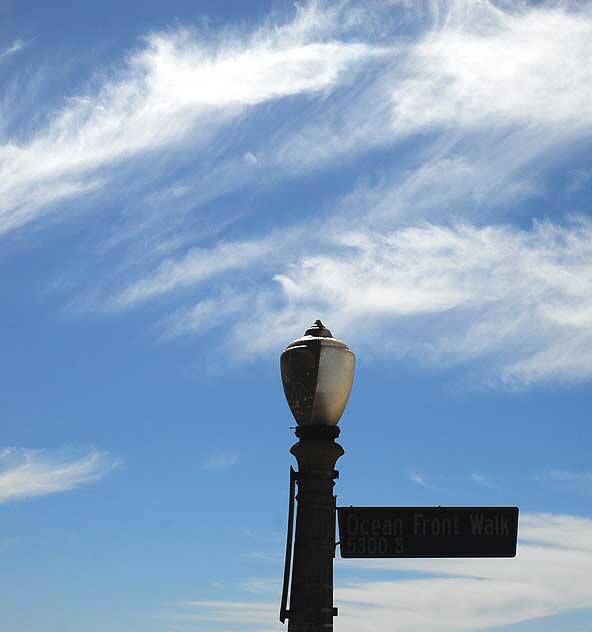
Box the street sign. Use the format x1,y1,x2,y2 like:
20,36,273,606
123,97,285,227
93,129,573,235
337,506,518,558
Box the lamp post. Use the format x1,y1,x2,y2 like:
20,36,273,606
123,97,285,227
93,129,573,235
280,320,355,632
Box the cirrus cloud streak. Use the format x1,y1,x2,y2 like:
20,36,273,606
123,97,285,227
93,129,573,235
148,217,592,385
0,447,119,503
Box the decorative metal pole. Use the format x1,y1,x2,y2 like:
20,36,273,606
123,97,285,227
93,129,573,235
280,321,355,632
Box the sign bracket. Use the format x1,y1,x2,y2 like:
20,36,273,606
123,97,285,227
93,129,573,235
279,466,297,623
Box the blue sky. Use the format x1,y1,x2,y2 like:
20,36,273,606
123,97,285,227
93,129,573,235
1,1,592,630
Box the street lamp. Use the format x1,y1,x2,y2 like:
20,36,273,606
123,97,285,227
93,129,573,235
278,323,521,631
280,320,355,632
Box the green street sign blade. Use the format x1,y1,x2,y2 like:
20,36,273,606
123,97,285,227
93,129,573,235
337,507,519,558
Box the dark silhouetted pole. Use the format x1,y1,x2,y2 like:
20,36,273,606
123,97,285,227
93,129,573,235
280,321,355,631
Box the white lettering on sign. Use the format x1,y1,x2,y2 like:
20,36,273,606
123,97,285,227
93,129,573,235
470,513,511,536
346,514,404,537
413,513,462,536
344,514,405,555
345,536,404,555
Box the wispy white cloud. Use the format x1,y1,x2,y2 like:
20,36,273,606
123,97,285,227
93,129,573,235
0,6,381,236
0,39,26,60
156,291,250,342
0,447,119,503
240,551,283,563
408,470,429,487
7,0,590,240
240,578,280,594
217,217,592,385
258,0,592,184
471,473,501,491
4,1,592,389
209,581,225,590
392,2,592,133
203,453,239,470
108,215,592,386
173,599,276,626
255,0,592,233
407,469,450,493
110,239,277,311
535,469,592,488
169,512,592,631
568,168,592,193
